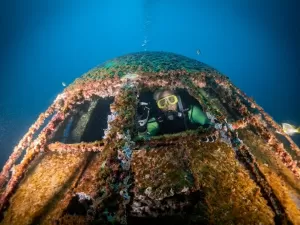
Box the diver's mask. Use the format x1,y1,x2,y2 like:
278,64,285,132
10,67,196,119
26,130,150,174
157,95,181,121
156,95,178,109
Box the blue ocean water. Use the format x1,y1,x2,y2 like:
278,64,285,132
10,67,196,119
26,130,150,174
0,0,299,168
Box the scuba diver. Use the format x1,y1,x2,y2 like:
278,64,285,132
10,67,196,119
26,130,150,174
137,88,212,138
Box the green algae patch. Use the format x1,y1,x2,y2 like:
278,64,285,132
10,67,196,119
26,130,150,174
45,152,104,225
239,128,300,195
131,146,194,200
2,152,88,225
238,129,300,223
259,165,300,223
189,141,275,224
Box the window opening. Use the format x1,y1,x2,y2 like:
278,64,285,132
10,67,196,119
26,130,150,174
50,97,114,144
136,88,210,137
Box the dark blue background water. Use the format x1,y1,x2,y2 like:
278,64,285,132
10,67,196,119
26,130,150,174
0,0,299,167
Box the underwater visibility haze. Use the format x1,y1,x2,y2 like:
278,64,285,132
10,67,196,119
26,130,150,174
0,0,300,224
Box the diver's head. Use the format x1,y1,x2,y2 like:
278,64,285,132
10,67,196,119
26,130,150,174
153,89,178,112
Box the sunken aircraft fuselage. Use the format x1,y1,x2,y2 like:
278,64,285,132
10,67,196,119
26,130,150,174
0,52,299,225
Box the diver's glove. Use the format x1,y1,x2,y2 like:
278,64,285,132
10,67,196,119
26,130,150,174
200,135,217,143
136,130,151,141
199,122,218,143
137,123,147,133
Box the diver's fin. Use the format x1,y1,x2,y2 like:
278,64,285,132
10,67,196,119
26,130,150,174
297,127,300,133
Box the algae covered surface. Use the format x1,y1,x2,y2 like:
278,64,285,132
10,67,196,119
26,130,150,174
2,152,88,225
2,140,277,225
1,52,300,225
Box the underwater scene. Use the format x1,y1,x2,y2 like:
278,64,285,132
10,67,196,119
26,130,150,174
0,1,299,225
